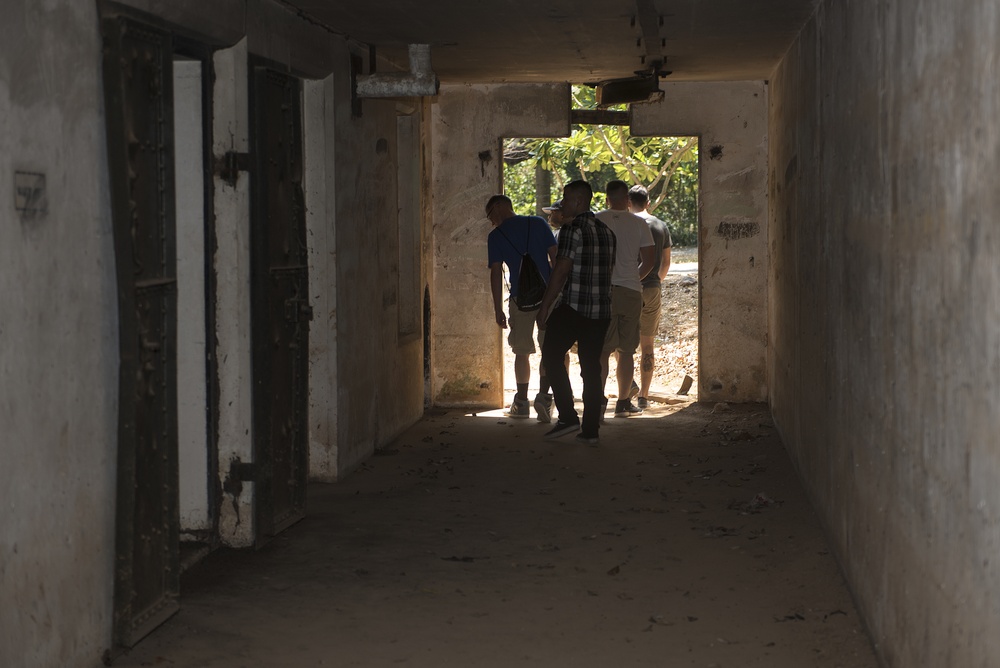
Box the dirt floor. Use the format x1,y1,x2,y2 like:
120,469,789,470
112,252,878,666
649,247,700,397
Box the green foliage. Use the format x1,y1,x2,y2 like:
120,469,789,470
503,86,699,246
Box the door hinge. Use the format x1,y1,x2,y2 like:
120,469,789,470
230,459,257,482
285,297,314,323
214,151,250,187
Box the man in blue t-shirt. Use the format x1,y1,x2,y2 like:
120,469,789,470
486,194,557,422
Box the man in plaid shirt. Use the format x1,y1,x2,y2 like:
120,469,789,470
537,180,617,443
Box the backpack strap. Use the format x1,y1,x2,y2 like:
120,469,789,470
495,221,529,256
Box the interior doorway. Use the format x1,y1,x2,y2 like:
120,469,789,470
498,127,699,415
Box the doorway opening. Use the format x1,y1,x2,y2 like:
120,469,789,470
499,97,699,415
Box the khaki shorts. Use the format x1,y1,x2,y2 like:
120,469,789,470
640,285,662,338
603,285,642,354
508,298,544,354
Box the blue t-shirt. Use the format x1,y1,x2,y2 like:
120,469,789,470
487,215,557,298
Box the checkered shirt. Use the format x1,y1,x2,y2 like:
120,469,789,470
555,211,617,319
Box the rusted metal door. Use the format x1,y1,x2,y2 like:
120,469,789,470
249,65,311,545
101,15,180,648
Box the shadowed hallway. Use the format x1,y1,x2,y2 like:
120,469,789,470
115,403,877,667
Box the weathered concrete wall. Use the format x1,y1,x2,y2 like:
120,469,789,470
430,83,570,407
212,38,255,547
331,50,428,475
633,82,769,402
0,2,118,666
769,1,1000,665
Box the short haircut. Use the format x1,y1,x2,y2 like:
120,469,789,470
606,180,629,198
628,184,649,207
485,194,512,214
564,179,593,205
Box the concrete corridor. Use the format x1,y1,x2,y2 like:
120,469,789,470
114,401,878,668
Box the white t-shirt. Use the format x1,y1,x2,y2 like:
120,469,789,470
596,208,654,292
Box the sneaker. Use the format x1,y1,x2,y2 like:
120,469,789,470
544,420,580,440
575,433,600,446
627,380,640,400
614,399,643,417
507,397,530,419
637,396,648,410
533,393,552,423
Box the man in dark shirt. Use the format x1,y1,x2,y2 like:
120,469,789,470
628,185,673,409
486,195,558,421
537,180,617,444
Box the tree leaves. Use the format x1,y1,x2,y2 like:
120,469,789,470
503,86,700,245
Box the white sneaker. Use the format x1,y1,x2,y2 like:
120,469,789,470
507,397,530,418
533,393,552,423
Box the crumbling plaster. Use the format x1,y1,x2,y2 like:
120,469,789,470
768,0,1000,665
212,37,255,548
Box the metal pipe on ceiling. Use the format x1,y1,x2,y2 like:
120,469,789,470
356,44,439,98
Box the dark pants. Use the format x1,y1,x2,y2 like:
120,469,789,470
541,304,610,438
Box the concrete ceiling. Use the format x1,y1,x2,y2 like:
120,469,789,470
283,0,820,84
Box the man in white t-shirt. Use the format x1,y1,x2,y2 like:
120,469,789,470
596,181,655,417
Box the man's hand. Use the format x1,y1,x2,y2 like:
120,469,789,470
536,256,573,332
490,263,507,329
536,303,550,331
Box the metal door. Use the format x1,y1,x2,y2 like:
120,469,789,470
249,66,311,545
101,15,180,648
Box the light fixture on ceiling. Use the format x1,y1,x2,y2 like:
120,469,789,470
594,60,669,107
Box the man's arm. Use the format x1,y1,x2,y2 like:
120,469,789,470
637,245,656,281
547,243,558,268
490,262,507,328
537,256,572,329
657,247,672,281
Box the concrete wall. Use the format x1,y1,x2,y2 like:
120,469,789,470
632,82,769,402
330,55,427,474
211,37,255,547
430,83,571,407
768,0,1000,665
0,3,118,666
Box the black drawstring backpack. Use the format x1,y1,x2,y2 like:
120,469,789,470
497,223,546,311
